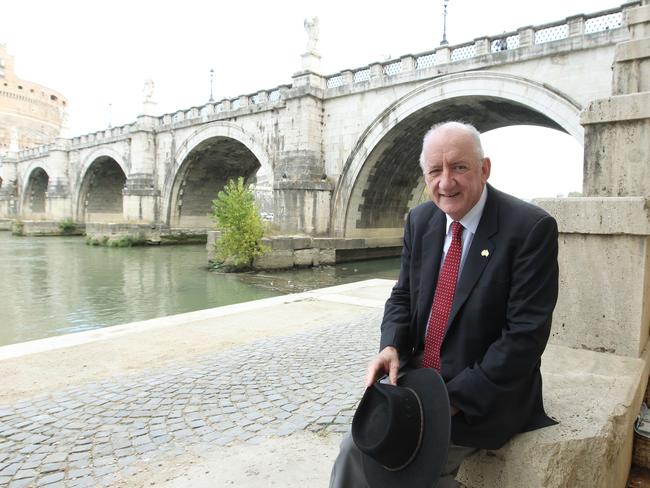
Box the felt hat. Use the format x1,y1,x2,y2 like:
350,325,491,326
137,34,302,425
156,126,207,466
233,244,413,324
351,368,451,488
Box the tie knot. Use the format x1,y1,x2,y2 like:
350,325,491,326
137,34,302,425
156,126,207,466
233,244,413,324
451,221,463,240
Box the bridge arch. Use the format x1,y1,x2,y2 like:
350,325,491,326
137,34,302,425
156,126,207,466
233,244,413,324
163,122,272,228
331,71,583,237
21,164,50,217
76,150,129,223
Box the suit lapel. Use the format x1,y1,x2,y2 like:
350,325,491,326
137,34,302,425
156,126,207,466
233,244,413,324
417,210,446,326
447,186,499,329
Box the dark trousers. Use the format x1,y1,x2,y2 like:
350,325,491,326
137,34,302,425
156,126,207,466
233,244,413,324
328,432,477,488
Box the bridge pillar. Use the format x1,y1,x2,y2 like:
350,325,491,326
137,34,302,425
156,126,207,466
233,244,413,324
123,116,159,223
44,138,72,220
538,0,650,360
272,72,333,235
534,12,650,479
0,156,18,218
582,0,650,197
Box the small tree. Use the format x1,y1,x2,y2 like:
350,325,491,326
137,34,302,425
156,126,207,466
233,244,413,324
211,177,265,270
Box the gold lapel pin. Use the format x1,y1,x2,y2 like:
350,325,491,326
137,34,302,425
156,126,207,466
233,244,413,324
481,249,490,257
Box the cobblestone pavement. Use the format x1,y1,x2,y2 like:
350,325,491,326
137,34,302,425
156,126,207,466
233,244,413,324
0,308,382,487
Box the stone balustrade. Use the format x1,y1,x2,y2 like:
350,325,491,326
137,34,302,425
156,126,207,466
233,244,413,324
324,2,639,89
30,86,291,153
8,3,636,157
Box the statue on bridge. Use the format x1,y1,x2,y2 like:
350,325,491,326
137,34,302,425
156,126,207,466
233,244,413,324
143,78,155,104
304,16,319,54
142,78,157,116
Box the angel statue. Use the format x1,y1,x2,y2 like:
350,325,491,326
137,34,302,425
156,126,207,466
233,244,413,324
304,16,319,53
143,78,155,103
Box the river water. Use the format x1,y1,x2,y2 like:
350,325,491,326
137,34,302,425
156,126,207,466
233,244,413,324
0,232,399,347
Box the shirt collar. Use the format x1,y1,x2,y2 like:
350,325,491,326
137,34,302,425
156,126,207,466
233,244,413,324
445,185,488,235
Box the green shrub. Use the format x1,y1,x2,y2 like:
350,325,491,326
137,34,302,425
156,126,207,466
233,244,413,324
86,235,110,246
211,177,265,270
11,219,24,236
58,218,76,233
109,234,146,247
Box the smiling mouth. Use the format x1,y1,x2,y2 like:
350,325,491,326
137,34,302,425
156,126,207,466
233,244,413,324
440,192,460,198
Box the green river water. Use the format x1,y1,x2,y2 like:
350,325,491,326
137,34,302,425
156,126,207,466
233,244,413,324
0,232,399,347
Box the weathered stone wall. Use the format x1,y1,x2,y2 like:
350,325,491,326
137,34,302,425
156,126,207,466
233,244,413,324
0,45,66,154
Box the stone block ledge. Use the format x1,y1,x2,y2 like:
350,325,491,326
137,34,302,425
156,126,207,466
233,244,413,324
580,92,650,124
535,197,650,235
206,231,403,268
12,219,85,236
0,218,12,230
459,344,650,488
86,223,208,245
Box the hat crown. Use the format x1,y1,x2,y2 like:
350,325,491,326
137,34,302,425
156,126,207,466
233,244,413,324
352,383,424,470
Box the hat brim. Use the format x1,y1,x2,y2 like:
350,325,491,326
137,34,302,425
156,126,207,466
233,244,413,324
361,368,451,488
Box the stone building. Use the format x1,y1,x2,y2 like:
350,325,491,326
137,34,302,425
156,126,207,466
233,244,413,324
0,44,67,156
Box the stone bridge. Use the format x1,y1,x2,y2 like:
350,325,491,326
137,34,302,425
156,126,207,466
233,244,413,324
0,2,641,239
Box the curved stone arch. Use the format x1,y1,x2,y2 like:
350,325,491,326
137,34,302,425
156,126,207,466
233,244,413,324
75,148,129,221
162,121,273,226
20,162,51,214
78,147,129,182
331,71,583,236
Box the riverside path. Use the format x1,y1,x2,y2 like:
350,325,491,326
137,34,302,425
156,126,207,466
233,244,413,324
0,280,392,487
1,278,648,487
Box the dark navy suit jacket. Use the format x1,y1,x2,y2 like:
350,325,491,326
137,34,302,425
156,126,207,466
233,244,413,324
380,184,558,449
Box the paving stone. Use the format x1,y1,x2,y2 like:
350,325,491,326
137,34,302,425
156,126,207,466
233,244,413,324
37,471,65,485
134,443,157,454
69,477,96,487
151,434,172,444
131,435,151,446
40,463,66,474
0,310,381,485
14,468,39,479
9,478,36,488
0,463,21,476
172,429,193,440
92,456,114,467
116,456,137,468
0,442,14,463
67,467,92,479
93,465,116,477
19,460,42,470
67,458,91,470
91,444,113,457
110,438,131,450
19,444,39,455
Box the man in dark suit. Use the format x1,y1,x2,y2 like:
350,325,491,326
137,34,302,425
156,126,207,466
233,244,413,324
329,121,558,487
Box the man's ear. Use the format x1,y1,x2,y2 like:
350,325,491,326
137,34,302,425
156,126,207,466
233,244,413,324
482,157,491,181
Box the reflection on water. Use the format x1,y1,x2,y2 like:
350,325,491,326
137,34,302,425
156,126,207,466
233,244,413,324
0,232,399,347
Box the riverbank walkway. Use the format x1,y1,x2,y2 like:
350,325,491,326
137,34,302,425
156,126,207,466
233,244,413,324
0,280,392,487
0,279,647,487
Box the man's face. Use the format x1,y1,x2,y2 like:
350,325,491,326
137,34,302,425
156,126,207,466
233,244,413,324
421,128,491,220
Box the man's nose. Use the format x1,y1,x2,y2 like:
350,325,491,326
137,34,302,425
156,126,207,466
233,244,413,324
438,168,455,189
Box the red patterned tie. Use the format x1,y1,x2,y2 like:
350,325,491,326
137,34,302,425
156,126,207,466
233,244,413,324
422,221,463,371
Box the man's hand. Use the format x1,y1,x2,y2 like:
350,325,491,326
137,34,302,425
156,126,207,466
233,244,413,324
364,346,399,387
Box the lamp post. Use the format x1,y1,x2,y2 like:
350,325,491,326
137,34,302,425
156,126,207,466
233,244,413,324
441,0,450,46
209,68,214,103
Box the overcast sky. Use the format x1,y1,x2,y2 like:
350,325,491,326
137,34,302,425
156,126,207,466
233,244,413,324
1,0,627,198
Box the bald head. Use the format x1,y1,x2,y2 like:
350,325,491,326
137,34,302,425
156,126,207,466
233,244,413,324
419,121,491,220
419,122,484,170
